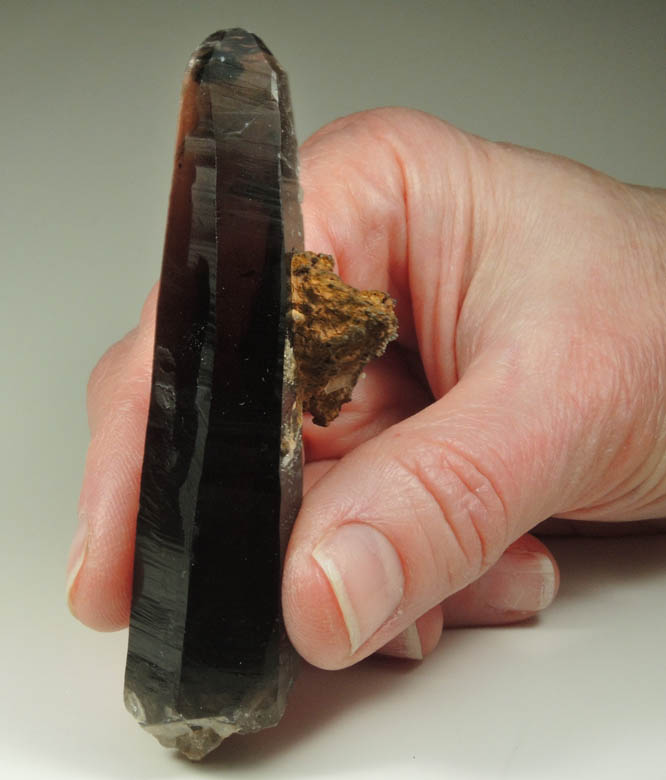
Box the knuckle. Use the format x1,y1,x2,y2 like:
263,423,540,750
86,327,148,429
139,283,159,327
87,338,127,403
88,284,157,408
395,436,509,584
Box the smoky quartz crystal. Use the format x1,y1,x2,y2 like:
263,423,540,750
124,29,303,760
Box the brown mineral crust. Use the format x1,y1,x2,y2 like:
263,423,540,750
290,252,398,426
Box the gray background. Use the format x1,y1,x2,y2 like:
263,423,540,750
1,1,665,778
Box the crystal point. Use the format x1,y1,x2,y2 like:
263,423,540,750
124,28,303,760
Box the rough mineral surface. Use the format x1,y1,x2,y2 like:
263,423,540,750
291,252,399,425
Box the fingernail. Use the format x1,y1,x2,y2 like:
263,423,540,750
484,550,556,612
66,511,89,607
377,623,423,661
313,523,404,654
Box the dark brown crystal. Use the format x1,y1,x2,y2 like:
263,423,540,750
123,29,303,760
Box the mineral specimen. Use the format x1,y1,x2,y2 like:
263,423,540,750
124,29,303,760
291,252,398,426
124,29,398,761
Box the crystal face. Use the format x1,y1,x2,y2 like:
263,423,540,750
124,29,304,760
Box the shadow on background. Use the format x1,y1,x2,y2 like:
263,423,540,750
545,533,666,601
197,657,420,771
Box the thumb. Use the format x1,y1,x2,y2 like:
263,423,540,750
283,347,572,670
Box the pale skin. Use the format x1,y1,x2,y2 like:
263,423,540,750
68,108,666,669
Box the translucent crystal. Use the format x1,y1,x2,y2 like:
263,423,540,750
123,28,303,760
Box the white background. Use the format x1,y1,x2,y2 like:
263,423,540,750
2,2,665,778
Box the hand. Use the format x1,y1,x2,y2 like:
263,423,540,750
68,108,666,670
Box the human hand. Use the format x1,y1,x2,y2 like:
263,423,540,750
68,108,666,670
